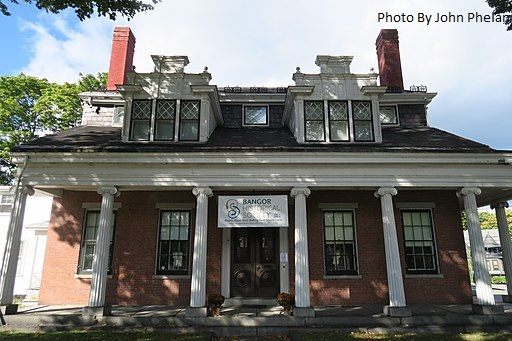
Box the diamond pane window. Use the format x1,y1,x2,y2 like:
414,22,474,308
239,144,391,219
328,101,349,141
155,100,176,141
130,100,152,141
179,101,200,141
352,101,374,141
304,101,325,142
379,106,398,125
401,210,438,274
244,106,268,125
157,210,191,274
323,211,358,275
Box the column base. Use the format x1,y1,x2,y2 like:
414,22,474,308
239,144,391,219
0,304,18,315
293,306,315,317
384,305,412,317
82,305,112,317
502,295,512,303
472,304,504,315
185,306,207,317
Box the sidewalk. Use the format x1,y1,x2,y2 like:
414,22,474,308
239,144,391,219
2,285,512,336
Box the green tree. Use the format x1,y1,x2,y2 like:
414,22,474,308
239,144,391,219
0,0,159,20
0,72,106,184
461,208,512,236
486,0,512,30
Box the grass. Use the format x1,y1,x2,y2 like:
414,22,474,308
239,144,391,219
1,331,512,340
298,332,512,341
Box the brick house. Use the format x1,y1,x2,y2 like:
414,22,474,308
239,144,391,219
1,27,511,317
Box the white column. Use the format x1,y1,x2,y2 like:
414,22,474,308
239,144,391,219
458,187,495,306
290,186,311,308
491,201,512,299
0,185,34,306
374,187,407,308
88,186,118,308
190,186,212,308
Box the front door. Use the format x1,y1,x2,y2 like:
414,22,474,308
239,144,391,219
231,228,279,298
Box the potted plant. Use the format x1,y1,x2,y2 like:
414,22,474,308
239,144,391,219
207,293,225,317
277,292,294,316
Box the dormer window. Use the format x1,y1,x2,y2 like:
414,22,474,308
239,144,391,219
352,101,374,142
129,99,200,142
179,100,200,141
305,101,325,142
155,100,176,141
243,105,268,126
304,100,374,143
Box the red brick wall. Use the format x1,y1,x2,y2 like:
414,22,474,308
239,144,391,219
40,190,197,305
40,188,471,306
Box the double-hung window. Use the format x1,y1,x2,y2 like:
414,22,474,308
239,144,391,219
79,211,116,274
130,100,152,141
179,100,200,141
323,210,358,275
401,210,439,274
156,210,191,275
352,101,374,141
304,101,325,142
154,100,176,141
328,101,349,141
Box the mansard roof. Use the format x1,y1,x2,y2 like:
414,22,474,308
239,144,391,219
14,125,494,153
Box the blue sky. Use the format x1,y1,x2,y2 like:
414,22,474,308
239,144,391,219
0,0,511,150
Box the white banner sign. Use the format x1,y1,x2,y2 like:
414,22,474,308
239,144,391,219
218,195,289,228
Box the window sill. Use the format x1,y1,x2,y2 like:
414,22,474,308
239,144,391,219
74,274,113,279
152,275,190,280
323,275,362,280
405,273,444,279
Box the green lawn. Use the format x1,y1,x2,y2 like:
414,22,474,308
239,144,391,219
1,331,512,340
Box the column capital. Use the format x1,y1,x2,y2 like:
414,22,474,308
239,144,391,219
192,186,213,197
457,187,481,198
21,185,35,196
290,187,311,198
374,186,397,198
97,186,119,196
491,201,509,210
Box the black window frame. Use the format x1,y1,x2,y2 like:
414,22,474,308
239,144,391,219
129,99,152,141
178,100,201,141
78,210,117,275
351,101,375,142
243,105,269,126
401,209,439,274
304,100,326,142
154,100,177,141
156,210,192,275
328,101,350,142
323,210,358,276
379,105,399,125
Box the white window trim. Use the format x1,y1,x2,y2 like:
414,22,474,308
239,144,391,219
242,104,270,127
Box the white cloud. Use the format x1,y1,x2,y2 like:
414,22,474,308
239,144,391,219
19,14,114,83
12,0,512,149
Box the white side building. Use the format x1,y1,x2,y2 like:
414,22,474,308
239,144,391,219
0,186,52,303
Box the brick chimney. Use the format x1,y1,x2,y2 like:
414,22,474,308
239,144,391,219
375,29,404,91
106,27,136,91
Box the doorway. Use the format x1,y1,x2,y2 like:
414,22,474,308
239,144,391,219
230,228,279,298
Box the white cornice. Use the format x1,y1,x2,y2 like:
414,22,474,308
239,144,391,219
11,151,512,165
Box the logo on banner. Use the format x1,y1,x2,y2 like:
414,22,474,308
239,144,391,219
226,199,240,219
